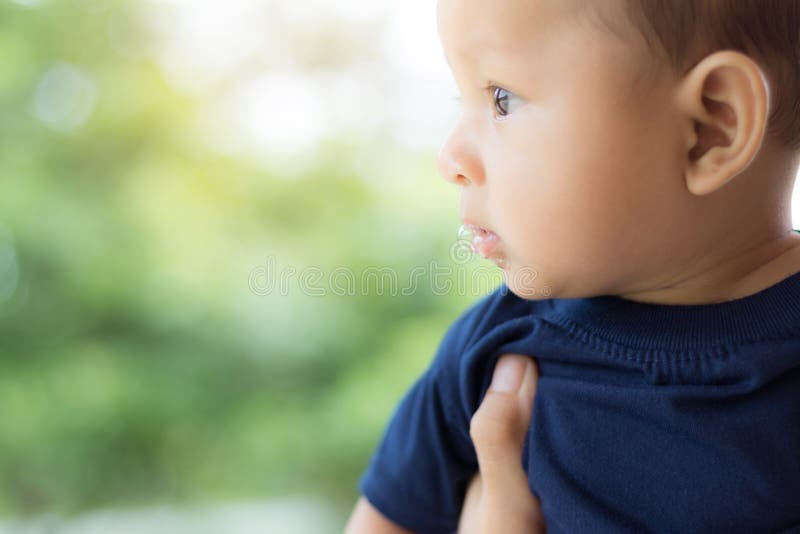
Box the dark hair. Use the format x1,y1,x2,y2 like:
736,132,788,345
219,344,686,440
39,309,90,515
622,0,800,150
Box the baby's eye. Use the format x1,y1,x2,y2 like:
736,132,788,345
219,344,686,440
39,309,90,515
490,86,521,119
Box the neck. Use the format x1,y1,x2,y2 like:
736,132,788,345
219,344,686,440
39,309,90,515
619,229,800,304
619,145,800,305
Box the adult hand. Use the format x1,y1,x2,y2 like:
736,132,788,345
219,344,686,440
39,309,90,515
457,354,546,534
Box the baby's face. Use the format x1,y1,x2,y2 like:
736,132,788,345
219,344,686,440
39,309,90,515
437,0,691,299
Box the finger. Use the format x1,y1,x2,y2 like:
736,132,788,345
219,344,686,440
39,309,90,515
469,354,539,489
457,473,483,534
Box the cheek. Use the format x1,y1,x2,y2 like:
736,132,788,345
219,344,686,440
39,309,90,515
489,100,677,270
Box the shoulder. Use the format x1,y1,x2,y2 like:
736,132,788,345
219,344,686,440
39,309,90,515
428,284,565,425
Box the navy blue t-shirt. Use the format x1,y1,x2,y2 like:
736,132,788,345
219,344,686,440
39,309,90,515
359,271,800,533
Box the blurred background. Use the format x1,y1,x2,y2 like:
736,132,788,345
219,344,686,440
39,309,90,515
1,1,799,533
0,0,500,532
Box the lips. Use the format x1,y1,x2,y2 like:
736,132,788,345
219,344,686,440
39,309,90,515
459,223,501,259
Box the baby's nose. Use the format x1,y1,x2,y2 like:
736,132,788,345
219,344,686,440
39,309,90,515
437,146,481,187
438,146,467,186
437,124,484,186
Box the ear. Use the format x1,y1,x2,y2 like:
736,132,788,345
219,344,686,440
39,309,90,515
675,50,770,196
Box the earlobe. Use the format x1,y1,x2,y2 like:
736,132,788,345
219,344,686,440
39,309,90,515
676,50,770,196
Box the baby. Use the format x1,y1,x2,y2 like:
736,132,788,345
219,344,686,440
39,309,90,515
347,0,800,532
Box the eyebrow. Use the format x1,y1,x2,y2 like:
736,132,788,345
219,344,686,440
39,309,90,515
444,46,530,92
442,21,546,80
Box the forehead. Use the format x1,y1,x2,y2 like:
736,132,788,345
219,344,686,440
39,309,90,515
436,0,587,69
437,0,636,79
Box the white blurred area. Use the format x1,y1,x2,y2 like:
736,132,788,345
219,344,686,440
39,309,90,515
143,0,460,160
0,497,343,534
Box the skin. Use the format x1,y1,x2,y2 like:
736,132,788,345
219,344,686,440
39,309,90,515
346,0,800,531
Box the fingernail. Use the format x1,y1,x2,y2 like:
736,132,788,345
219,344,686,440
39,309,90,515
490,356,526,392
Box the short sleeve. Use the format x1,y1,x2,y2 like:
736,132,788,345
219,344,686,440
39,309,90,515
358,291,503,534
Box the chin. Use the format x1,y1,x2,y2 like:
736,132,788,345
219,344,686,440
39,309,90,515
501,265,553,300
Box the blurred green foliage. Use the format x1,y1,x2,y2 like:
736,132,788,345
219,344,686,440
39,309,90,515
0,0,501,521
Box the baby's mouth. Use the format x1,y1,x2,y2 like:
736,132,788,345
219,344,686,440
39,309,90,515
458,223,503,261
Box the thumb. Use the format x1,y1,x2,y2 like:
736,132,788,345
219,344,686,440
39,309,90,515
469,354,538,489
